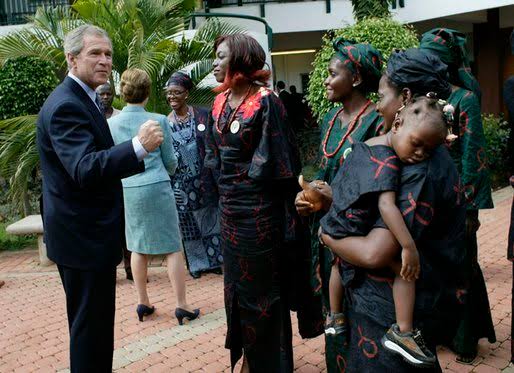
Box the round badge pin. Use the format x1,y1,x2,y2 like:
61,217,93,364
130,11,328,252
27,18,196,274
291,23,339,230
343,147,353,159
197,123,206,132
230,120,240,134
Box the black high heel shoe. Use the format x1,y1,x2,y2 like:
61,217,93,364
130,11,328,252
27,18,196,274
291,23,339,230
175,307,200,325
136,304,155,322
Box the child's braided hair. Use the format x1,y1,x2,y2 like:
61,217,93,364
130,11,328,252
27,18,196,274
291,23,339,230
395,92,456,143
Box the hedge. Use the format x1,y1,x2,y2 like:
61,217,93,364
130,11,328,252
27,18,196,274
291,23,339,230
0,57,59,120
307,17,419,120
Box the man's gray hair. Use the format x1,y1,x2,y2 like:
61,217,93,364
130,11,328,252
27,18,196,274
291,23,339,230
64,24,112,68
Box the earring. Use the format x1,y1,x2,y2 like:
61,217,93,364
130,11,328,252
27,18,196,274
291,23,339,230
352,82,360,87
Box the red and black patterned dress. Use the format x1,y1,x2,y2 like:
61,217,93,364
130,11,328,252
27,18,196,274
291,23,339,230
336,146,466,372
204,87,303,372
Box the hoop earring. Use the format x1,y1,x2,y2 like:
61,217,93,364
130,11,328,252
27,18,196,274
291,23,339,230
394,105,405,120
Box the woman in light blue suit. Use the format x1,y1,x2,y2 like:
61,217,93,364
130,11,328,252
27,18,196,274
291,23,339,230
109,68,199,324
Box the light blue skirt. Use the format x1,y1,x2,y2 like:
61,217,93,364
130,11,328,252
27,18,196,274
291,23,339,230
124,181,182,255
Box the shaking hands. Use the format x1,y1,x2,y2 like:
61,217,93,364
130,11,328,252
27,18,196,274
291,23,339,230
138,120,163,152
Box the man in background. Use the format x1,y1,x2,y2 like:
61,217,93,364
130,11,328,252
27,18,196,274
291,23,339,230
96,82,120,119
288,85,305,131
277,80,292,114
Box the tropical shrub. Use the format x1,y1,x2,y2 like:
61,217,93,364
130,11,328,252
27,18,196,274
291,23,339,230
0,57,59,120
351,0,391,21
307,17,419,121
482,114,511,188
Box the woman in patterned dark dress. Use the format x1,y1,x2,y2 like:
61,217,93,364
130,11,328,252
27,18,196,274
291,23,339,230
309,49,467,372
205,34,304,372
166,72,222,279
295,38,384,372
420,28,496,364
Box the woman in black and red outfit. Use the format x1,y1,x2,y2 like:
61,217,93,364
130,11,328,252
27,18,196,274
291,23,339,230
205,34,307,372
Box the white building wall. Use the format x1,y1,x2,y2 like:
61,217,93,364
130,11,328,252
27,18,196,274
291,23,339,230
272,52,316,93
392,0,514,24
0,24,26,37
208,0,514,35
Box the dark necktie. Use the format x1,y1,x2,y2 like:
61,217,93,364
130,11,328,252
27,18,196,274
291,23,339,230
95,93,105,116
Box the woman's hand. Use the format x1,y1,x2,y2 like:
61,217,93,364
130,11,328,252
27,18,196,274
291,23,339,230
295,190,314,216
295,176,333,215
314,182,333,210
400,248,420,282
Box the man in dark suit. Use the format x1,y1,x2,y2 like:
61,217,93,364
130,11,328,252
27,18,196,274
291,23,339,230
288,85,305,131
36,24,163,372
276,80,291,108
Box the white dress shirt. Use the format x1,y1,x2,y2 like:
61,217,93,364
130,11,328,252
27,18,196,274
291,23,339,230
67,73,147,161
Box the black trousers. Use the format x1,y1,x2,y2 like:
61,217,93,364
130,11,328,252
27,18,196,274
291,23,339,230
58,265,117,373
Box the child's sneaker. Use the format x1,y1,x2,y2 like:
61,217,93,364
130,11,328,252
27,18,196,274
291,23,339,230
324,312,346,336
381,324,436,367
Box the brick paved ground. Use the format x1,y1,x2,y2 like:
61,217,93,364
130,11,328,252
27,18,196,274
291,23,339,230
0,186,512,373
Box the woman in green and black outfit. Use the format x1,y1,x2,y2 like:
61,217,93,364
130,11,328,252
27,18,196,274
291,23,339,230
420,27,496,364
295,38,384,372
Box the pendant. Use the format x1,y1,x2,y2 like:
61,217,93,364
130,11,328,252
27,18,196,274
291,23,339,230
230,120,240,134
197,123,205,132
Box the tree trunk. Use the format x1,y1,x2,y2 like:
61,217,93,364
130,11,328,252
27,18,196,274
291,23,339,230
22,190,31,217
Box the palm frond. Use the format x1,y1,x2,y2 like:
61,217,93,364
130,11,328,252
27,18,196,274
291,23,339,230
188,86,216,106
189,59,215,84
0,115,39,211
193,18,244,43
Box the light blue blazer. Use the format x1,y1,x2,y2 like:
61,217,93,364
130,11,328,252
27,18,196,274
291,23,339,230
108,106,177,187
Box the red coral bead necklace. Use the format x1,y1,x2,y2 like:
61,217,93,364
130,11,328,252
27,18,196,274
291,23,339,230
322,100,371,158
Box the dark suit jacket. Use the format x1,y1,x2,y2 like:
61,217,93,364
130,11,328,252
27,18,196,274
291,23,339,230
278,90,291,109
37,77,144,270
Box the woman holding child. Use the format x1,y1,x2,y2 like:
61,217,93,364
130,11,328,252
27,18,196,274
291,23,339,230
297,48,467,371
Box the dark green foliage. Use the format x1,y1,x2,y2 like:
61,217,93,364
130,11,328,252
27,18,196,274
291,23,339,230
351,0,391,21
0,223,36,251
297,127,321,180
482,114,511,188
0,57,58,120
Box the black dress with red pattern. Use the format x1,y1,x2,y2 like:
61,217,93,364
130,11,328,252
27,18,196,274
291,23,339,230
204,87,305,372
320,143,399,241
335,146,466,372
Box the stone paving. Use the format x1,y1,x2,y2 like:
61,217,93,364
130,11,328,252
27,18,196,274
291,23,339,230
0,186,512,373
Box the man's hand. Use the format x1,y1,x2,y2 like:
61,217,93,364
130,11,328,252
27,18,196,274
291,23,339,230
137,120,163,152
